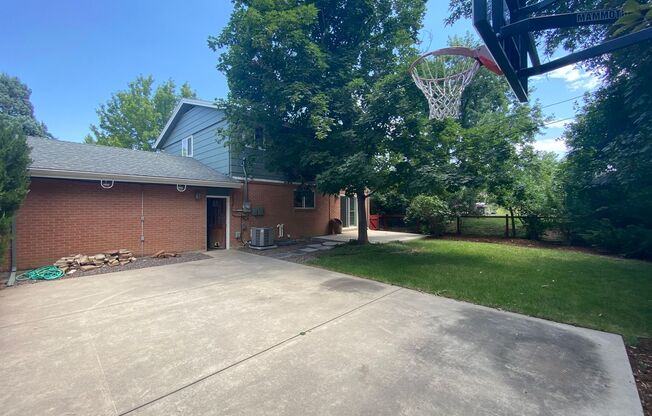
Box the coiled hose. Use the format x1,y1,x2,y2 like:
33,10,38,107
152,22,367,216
15,266,64,281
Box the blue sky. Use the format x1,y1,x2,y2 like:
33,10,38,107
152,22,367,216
2,0,599,154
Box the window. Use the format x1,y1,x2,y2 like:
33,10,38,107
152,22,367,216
181,136,193,157
293,187,315,209
254,127,265,149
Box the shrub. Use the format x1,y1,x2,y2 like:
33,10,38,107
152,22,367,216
405,195,450,236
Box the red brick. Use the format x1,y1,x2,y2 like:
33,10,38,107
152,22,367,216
3,178,206,270
228,181,342,247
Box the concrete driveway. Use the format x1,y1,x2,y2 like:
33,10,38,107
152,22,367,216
0,251,641,415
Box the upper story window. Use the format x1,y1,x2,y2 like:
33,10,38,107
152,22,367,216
254,127,265,149
293,187,315,209
181,136,193,157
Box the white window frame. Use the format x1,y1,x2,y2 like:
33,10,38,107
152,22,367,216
294,187,316,210
340,194,358,228
181,135,193,157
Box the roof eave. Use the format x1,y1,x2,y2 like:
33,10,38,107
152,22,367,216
29,168,242,189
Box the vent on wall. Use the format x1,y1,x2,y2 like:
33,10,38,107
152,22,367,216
250,227,275,248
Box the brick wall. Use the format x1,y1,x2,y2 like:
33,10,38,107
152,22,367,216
3,178,207,271
229,181,341,247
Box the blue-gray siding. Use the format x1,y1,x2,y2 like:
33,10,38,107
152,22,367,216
161,105,286,181
160,106,230,175
230,147,286,181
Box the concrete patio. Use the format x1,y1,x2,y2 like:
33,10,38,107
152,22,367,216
314,229,427,243
0,250,642,415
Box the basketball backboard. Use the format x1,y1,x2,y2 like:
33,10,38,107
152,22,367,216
473,0,652,102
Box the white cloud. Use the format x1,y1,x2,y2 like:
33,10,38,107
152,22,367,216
534,137,568,154
532,65,600,91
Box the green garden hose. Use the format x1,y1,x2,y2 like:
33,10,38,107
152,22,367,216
15,266,64,281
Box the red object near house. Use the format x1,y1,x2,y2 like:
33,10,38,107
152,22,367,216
369,214,380,230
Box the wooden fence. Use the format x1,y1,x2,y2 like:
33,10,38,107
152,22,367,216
370,214,563,241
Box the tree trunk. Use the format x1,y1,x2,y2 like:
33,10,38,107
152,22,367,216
357,193,369,244
509,207,516,238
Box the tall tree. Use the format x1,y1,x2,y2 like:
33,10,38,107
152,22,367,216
211,0,427,243
0,73,52,138
0,115,31,266
85,76,196,150
562,24,652,257
382,34,544,227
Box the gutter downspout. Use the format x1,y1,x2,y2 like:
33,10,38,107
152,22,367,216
6,217,17,287
240,157,249,243
242,157,249,207
141,186,145,257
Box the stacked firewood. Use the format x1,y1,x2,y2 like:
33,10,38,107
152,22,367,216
151,250,178,259
54,249,136,274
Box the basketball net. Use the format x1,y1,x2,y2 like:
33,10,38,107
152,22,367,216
409,46,502,120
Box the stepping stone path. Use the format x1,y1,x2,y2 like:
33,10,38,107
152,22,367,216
299,247,319,253
322,241,345,246
259,240,345,260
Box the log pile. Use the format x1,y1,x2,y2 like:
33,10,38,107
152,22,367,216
54,249,136,274
152,250,178,259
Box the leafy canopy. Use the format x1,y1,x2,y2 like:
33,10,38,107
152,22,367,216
212,0,427,243
0,115,31,265
0,73,52,138
85,75,196,150
562,28,652,257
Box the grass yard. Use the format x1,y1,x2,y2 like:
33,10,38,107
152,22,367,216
443,216,527,238
310,239,652,344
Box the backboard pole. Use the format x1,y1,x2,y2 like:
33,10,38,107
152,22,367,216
520,26,652,77
474,0,529,101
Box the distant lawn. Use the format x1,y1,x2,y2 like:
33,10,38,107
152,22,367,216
310,239,652,344
443,216,527,238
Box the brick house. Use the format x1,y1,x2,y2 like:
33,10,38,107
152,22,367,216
4,98,363,271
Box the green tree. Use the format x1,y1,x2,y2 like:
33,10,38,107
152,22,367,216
562,38,652,256
0,73,52,138
384,32,544,212
211,0,427,243
85,76,196,150
611,0,652,35
0,115,31,266
405,194,450,236
512,151,564,240
555,3,652,257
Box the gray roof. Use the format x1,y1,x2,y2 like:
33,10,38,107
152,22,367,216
27,136,240,188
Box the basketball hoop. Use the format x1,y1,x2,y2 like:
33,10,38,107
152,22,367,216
409,46,503,120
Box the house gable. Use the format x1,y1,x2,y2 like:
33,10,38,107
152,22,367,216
156,98,285,182
156,100,230,175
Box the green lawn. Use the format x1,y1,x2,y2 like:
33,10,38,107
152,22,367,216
310,239,652,344
443,216,527,238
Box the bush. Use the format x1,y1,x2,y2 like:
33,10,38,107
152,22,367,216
519,215,548,240
370,190,409,215
405,195,450,236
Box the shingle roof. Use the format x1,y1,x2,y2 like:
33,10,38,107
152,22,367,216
27,136,240,188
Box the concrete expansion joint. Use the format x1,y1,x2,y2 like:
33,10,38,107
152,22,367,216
118,287,402,415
